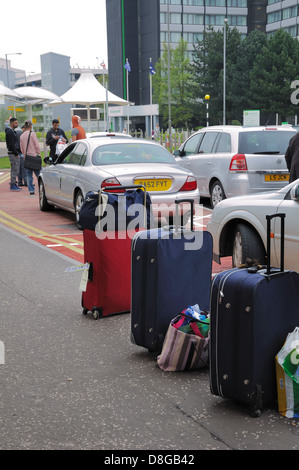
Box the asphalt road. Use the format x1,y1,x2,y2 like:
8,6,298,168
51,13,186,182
1,222,299,452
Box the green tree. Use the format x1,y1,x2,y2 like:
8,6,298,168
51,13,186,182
0,108,10,132
191,27,224,125
235,29,267,114
153,39,193,128
191,26,245,125
248,29,299,121
152,44,169,128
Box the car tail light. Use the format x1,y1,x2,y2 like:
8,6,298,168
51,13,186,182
101,177,125,193
229,154,248,171
179,176,197,191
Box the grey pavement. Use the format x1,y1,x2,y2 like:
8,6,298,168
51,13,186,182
1,224,299,451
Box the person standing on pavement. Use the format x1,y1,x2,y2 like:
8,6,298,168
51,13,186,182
285,132,299,183
46,119,68,162
5,117,22,191
16,124,27,186
71,115,86,142
20,120,41,196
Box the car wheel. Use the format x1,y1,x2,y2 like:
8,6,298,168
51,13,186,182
210,180,226,208
39,179,54,211
75,190,84,229
232,224,266,268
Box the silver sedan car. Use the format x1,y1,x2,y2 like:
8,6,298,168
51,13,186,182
175,125,296,208
39,137,199,226
207,179,299,272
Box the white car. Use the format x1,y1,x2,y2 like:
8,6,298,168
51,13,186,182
85,132,132,139
207,179,299,273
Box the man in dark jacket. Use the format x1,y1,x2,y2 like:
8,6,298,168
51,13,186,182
5,117,22,191
46,119,68,161
285,132,299,183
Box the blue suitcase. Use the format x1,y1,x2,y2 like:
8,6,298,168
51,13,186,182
209,213,299,417
131,200,213,353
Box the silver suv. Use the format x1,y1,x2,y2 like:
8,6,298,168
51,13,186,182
174,125,297,207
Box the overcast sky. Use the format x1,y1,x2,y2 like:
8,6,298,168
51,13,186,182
0,0,108,75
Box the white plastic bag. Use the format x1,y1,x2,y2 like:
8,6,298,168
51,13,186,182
56,137,67,156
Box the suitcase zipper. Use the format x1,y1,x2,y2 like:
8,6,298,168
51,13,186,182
218,268,243,304
131,230,145,252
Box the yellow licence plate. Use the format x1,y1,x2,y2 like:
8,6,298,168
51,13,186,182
265,174,289,182
134,179,172,191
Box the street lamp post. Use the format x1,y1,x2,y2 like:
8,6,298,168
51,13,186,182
205,94,210,127
5,52,22,88
96,57,108,131
223,18,228,126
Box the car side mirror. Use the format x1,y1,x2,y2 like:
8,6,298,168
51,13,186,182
173,149,185,157
290,183,299,201
43,156,53,165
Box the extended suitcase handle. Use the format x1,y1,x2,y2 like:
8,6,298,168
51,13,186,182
175,199,194,232
266,213,285,275
99,184,147,228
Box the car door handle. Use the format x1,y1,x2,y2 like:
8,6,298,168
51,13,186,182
206,162,212,165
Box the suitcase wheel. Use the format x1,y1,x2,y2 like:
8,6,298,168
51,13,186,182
250,408,262,418
249,384,263,418
92,307,103,320
82,308,88,315
148,334,164,354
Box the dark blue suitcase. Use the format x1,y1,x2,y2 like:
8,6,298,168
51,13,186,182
131,200,213,353
209,213,299,417
78,185,153,231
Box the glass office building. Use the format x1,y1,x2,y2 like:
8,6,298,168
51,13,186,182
266,0,299,38
106,0,269,106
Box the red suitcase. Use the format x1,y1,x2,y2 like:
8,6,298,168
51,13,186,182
82,229,136,319
81,185,149,319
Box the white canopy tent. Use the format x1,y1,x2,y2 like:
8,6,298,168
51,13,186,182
48,71,131,132
12,86,63,121
0,84,21,99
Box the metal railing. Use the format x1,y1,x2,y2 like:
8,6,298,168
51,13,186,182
130,128,196,152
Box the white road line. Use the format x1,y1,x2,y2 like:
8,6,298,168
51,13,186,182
47,243,79,248
193,222,205,228
194,214,212,221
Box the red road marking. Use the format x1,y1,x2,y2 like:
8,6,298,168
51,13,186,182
0,170,232,271
29,233,84,263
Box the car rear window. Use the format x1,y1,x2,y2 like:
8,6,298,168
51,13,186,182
92,143,176,166
238,130,296,155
